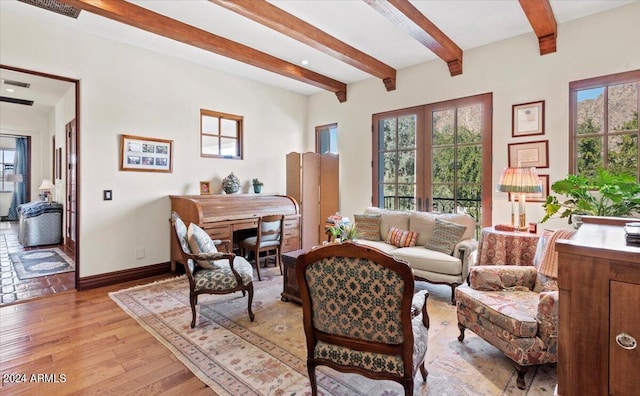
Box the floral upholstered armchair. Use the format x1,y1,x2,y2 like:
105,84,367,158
171,211,255,328
296,242,430,396
455,229,575,389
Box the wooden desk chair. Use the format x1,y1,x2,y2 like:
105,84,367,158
297,242,430,395
239,214,284,281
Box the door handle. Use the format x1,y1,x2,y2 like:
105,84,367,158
616,332,637,350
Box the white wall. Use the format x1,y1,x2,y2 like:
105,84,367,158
2,3,638,278
0,106,50,216
307,2,640,231
1,8,307,277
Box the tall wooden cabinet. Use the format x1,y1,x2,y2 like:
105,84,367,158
286,152,339,249
556,218,640,396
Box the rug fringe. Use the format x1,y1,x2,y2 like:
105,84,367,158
107,275,186,297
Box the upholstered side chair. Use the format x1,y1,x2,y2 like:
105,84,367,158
239,214,284,281
297,242,430,396
170,211,255,327
455,228,576,389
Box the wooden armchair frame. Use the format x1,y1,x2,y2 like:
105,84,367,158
296,242,429,395
170,211,254,328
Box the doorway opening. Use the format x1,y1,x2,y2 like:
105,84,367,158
0,64,80,305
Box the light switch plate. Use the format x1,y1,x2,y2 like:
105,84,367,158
103,190,112,200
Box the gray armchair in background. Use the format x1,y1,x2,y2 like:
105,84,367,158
17,201,63,247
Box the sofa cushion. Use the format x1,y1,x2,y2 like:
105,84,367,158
424,218,466,254
187,223,222,269
392,247,462,276
456,285,540,337
364,207,410,240
438,213,476,240
353,239,399,254
386,226,418,247
193,256,253,289
409,211,438,246
353,214,381,240
455,293,554,366
410,211,476,246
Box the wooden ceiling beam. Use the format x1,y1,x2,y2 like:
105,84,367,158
519,0,557,55
209,0,397,91
59,0,348,102
365,0,463,76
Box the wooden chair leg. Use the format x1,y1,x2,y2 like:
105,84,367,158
402,378,414,396
450,284,457,305
457,323,466,341
420,361,428,381
277,247,283,275
514,363,529,390
247,285,255,322
190,294,197,328
253,248,262,281
307,363,318,396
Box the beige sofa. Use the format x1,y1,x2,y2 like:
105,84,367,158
353,207,478,304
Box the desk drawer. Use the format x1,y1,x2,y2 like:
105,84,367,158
203,224,231,240
284,217,299,230
283,227,299,238
282,236,300,252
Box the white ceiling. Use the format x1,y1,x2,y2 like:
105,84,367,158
0,0,636,100
0,69,74,114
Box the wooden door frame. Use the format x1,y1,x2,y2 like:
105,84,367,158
1,64,80,289
371,93,493,228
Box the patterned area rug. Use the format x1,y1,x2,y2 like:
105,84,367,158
9,248,74,280
109,267,556,395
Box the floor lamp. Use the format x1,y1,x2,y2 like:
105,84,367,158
7,173,23,191
497,166,542,231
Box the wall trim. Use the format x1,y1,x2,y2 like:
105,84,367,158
77,262,172,290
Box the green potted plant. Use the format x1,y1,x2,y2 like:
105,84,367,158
251,178,263,194
541,168,640,225
328,223,357,242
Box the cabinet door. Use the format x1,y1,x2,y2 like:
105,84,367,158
319,153,339,242
610,281,640,395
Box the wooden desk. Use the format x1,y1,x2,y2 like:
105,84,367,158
170,194,300,271
477,227,540,266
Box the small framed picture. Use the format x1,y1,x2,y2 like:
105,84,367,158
508,140,549,168
509,174,549,203
199,181,212,195
512,100,545,137
120,134,173,172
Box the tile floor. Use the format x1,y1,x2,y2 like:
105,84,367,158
0,221,76,305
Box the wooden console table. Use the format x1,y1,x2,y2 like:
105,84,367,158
169,194,300,272
281,248,308,303
556,219,640,395
477,227,540,266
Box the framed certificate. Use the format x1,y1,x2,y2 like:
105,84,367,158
512,100,545,137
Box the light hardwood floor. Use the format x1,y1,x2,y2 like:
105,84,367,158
0,275,216,395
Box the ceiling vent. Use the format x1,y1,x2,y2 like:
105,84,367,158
18,0,81,19
0,96,35,106
3,79,31,88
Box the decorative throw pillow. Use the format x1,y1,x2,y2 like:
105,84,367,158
386,226,418,247
354,214,381,240
187,223,221,269
424,218,466,255
532,229,555,269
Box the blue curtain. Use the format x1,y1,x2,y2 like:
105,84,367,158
7,137,28,221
